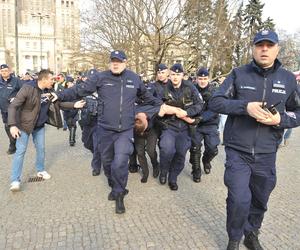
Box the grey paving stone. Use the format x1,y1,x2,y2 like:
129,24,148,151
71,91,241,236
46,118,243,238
0,124,299,249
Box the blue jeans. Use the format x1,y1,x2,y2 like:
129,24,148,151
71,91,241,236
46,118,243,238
11,127,45,182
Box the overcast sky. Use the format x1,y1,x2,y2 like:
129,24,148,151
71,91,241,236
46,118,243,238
260,0,300,34
80,0,300,34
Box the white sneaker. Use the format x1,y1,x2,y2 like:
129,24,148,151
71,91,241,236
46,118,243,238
37,171,51,180
10,181,21,192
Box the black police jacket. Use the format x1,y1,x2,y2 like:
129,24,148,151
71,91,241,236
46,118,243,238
209,59,300,154
161,80,203,130
57,69,162,132
0,76,22,112
195,84,219,126
147,79,171,100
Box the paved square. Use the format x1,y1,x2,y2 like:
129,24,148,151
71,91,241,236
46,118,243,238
0,124,299,249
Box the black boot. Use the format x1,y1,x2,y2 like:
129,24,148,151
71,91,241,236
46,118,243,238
115,193,126,214
128,163,140,173
5,124,16,154
244,231,264,250
190,146,201,182
69,127,76,146
128,151,139,173
108,189,128,201
92,169,100,176
140,163,149,183
159,173,167,185
227,240,240,250
168,182,178,191
203,160,212,174
192,168,202,182
202,149,218,174
152,164,160,178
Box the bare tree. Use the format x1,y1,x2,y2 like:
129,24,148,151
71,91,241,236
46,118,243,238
81,0,187,76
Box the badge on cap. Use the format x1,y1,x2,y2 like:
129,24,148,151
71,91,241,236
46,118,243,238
0,64,9,69
261,30,269,35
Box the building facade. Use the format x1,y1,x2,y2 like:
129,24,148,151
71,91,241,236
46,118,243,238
0,0,80,74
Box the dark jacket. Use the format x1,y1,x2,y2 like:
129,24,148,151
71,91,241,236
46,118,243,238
8,81,74,133
209,59,300,154
161,80,203,130
195,83,219,126
0,76,22,112
147,79,171,100
57,69,162,132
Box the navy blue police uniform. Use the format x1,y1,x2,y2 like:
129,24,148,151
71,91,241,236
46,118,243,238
147,63,171,100
0,64,23,154
189,68,220,182
62,77,79,146
209,31,300,248
78,70,101,176
56,51,162,213
158,64,203,190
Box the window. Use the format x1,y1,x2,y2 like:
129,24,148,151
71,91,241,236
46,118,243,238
33,56,38,64
26,42,30,48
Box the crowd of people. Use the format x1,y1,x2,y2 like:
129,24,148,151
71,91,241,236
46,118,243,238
1,30,300,250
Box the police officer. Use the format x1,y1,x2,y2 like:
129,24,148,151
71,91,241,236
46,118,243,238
63,78,79,146
158,63,203,190
78,69,101,176
148,63,170,99
189,67,220,182
0,64,22,154
55,73,68,130
51,50,162,214
209,30,300,250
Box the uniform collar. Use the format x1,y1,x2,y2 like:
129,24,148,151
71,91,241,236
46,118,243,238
251,58,282,76
0,75,11,83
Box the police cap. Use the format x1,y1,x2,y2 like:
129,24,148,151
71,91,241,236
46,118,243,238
253,30,279,45
0,64,9,69
170,63,183,73
66,76,74,83
197,67,209,77
157,63,168,72
110,50,127,62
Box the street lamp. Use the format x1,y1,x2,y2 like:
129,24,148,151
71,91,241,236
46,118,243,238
31,13,49,70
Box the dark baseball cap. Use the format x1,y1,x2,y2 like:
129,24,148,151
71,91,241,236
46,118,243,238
197,67,209,77
253,30,279,45
110,50,127,62
157,63,168,72
0,64,9,69
170,63,184,73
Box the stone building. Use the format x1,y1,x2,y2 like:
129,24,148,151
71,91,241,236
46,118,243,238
0,0,80,74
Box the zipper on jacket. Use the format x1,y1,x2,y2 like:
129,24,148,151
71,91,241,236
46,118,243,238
118,76,124,131
252,76,267,155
